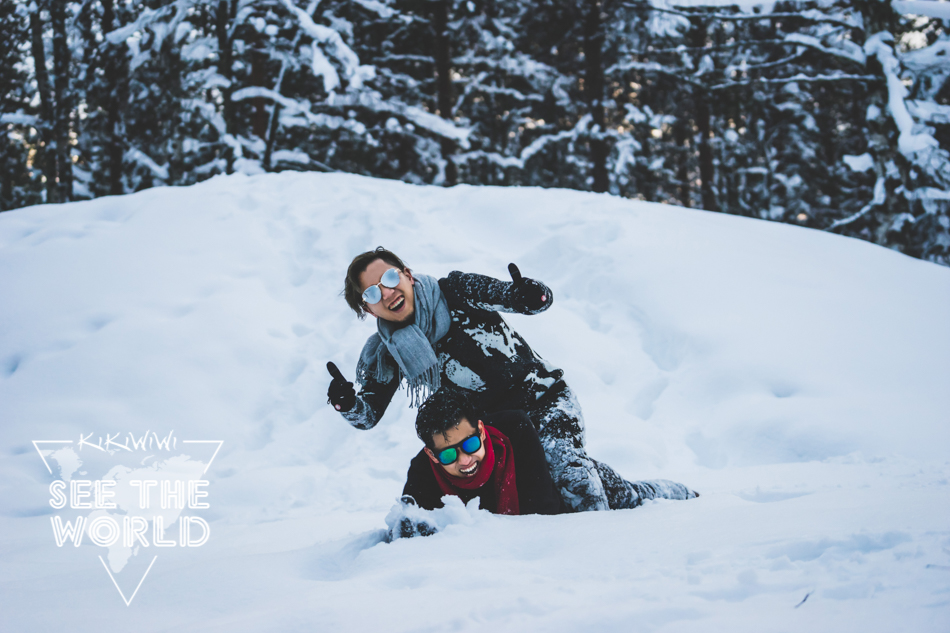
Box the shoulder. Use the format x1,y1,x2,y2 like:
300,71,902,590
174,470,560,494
407,449,433,477
484,410,535,440
439,271,485,313
403,450,443,510
438,271,467,295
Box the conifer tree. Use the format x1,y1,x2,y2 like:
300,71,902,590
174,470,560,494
0,0,42,210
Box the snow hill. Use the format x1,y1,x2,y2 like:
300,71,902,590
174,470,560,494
1,173,948,632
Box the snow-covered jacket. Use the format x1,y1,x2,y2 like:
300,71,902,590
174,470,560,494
341,271,563,430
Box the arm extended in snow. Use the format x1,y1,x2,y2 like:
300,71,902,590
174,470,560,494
327,362,399,430
441,264,553,315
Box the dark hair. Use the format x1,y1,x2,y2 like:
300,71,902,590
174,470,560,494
415,390,481,450
344,247,409,319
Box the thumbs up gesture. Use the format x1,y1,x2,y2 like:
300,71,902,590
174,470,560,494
327,362,357,412
508,263,549,313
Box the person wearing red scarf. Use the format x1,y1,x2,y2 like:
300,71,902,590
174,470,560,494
403,391,564,515
399,390,698,525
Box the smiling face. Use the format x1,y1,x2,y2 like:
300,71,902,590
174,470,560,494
425,417,487,479
358,258,416,323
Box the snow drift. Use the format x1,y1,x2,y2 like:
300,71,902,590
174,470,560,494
1,172,948,632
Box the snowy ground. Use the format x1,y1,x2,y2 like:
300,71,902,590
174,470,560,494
1,172,948,632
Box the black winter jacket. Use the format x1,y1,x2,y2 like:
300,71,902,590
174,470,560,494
342,271,563,430
402,410,565,515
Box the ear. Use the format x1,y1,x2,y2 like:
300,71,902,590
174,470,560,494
424,447,439,463
405,269,415,285
477,420,485,436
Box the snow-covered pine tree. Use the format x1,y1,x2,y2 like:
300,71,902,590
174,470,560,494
606,1,872,219
21,0,80,203
299,0,477,185
831,0,950,265
711,1,874,228
331,0,448,183
251,0,410,179
25,0,59,202
49,0,74,202
72,0,133,199
447,0,561,187
510,0,615,193
0,0,43,210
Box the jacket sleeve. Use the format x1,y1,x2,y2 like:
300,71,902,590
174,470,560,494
488,410,564,515
340,372,399,430
401,452,446,511
441,271,553,315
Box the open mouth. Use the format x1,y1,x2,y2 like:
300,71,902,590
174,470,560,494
389,296,405,311
459,462,479,476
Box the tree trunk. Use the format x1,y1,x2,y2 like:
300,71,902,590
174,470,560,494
673,114,691,207
51,0,72,202
216,0,235,173
29,3,58,203
101,0,125,195
695,89,716,211
264,104,281,171
583,0,609,193
431,0,456,186
246,23,268,141
689,17,716,211
854,3,910,242
250,48,269,140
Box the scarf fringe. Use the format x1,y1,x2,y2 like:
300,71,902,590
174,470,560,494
405,364,441,408
357,341,443,408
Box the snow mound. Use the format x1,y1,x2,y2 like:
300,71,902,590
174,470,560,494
1,172,948,632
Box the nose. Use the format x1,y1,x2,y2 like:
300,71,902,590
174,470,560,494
458,453,476,468
380,285,397,301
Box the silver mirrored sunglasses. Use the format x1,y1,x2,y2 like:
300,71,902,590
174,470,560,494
362,267,401,304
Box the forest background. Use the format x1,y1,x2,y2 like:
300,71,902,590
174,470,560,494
1,0,948,265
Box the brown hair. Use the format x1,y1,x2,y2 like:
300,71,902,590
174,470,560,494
344,247,409,319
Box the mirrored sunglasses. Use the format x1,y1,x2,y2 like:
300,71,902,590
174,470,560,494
362,267,401,304
436,433,482,465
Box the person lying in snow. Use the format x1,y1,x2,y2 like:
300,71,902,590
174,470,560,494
389,390,696,539
327,247,696,513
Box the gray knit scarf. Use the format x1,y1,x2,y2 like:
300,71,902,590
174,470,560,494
356,273,451,406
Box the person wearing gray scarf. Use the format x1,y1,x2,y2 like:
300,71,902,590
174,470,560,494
327,247,697,513
357,272,451,407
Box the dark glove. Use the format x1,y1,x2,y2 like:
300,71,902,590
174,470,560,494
388,496,439,540
392,516,438,539
508,263,548,313
326,362,356,412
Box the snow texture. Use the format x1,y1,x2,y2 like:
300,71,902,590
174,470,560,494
0,172,949,631
0,112,38,125
843,153,874,172
893,0,950,19
784,33,866,65
125,147,169,181
865,32,940,156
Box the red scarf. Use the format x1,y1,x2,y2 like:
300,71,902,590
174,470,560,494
429,425,520,515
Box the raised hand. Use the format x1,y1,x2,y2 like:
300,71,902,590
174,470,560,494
327,361,356,412
508,263,548,312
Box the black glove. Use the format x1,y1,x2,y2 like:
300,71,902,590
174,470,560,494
326,362,356,412
388,496,439,541
508,263,548,313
